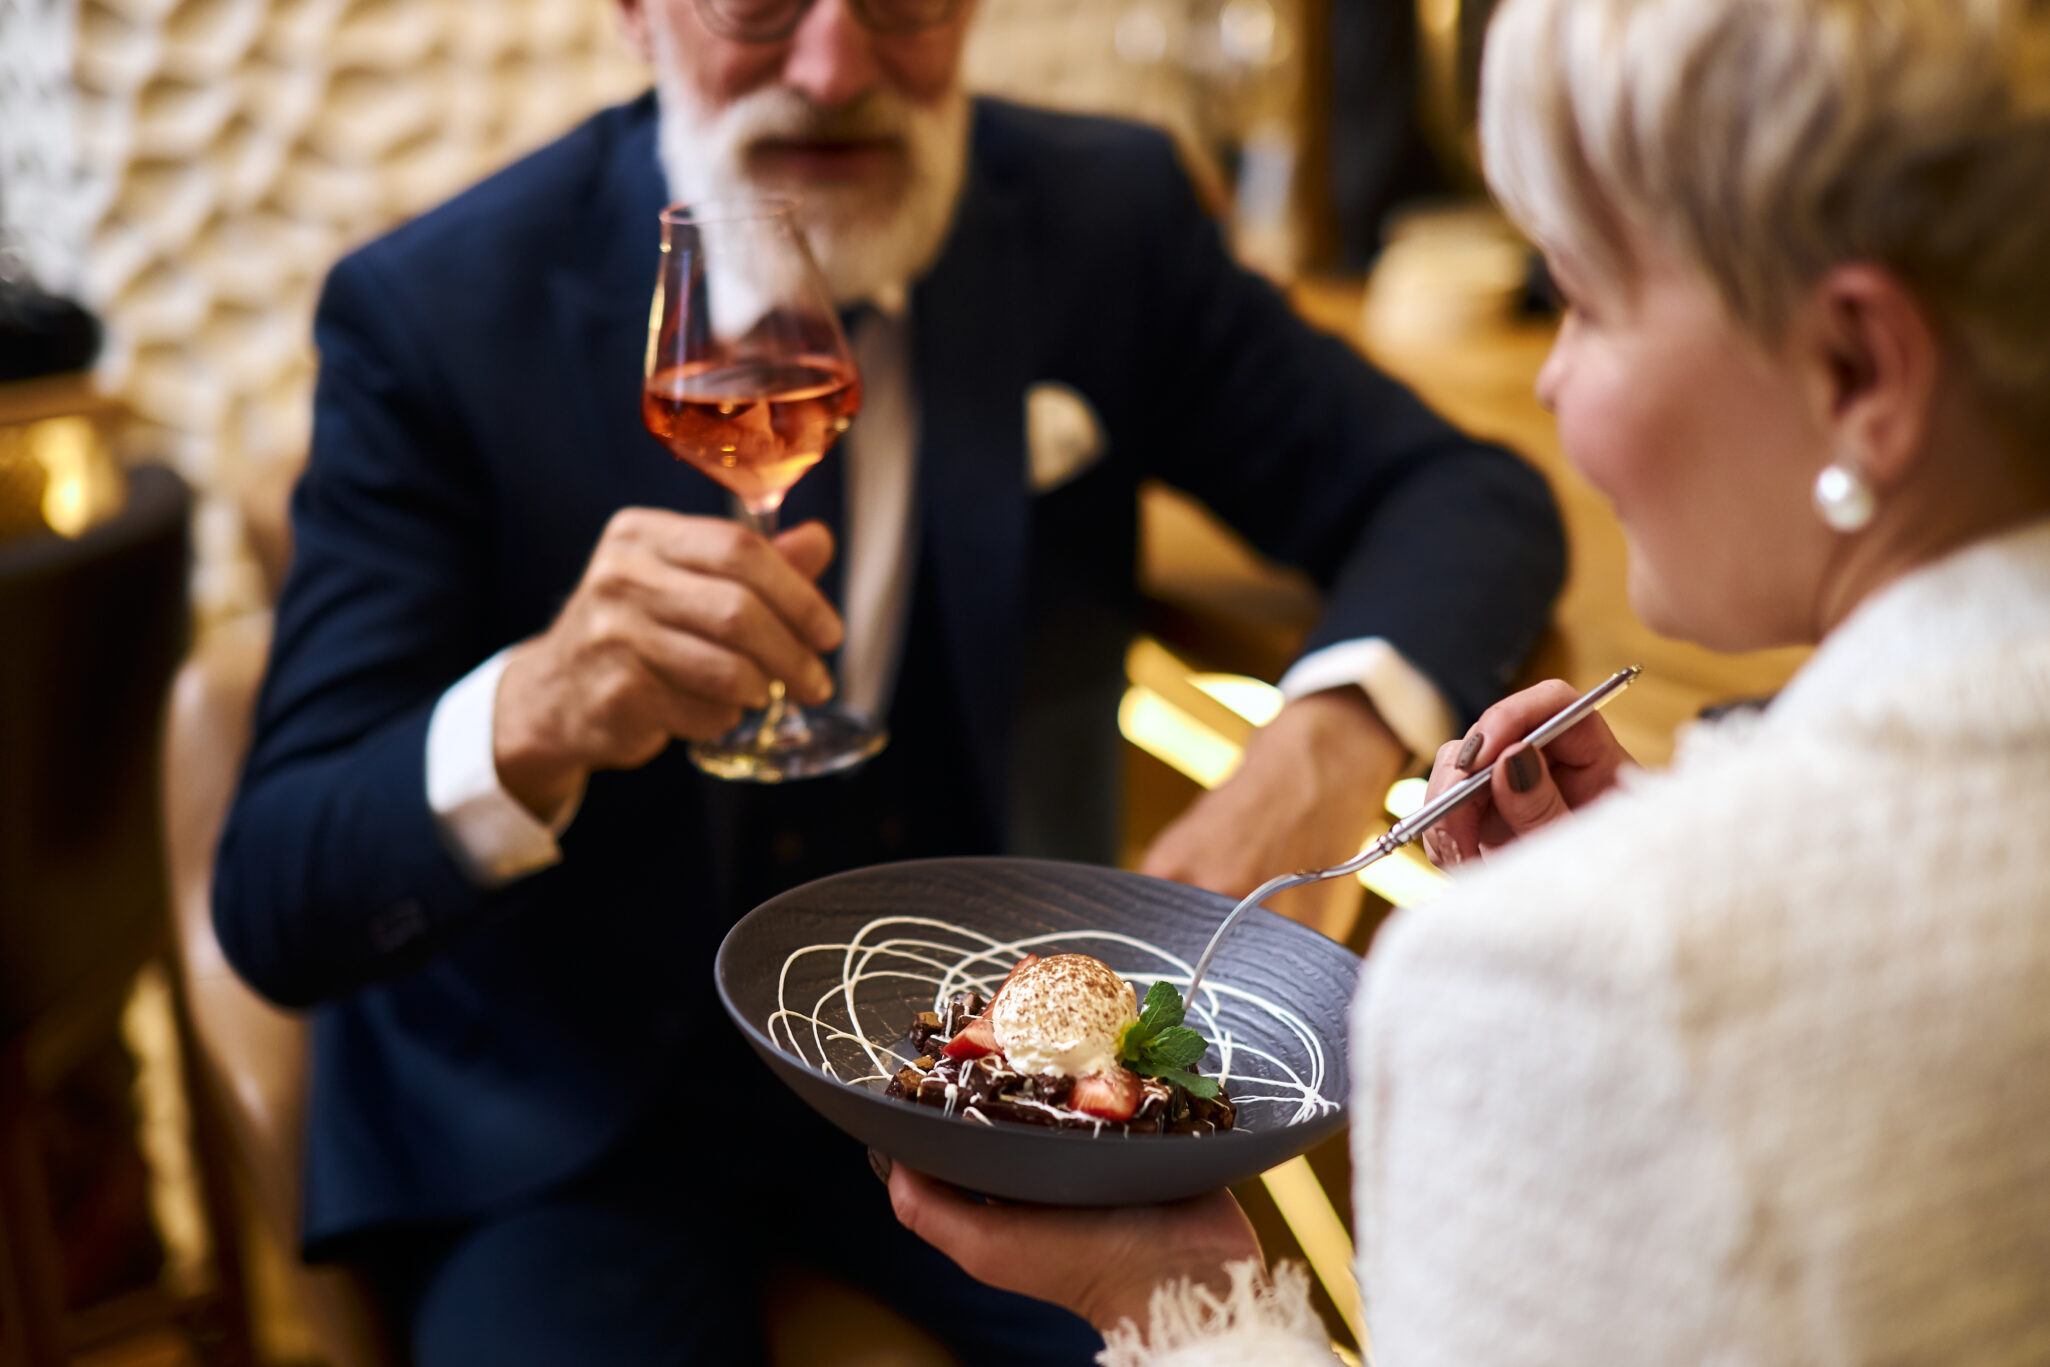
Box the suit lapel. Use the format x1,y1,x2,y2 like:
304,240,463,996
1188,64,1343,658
911,126,1033,833
547,97,729,521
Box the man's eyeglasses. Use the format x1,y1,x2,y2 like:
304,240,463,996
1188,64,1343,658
697,0,966,44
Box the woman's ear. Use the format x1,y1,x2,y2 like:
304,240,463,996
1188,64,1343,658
616,0,655,62
1802,263,1942,491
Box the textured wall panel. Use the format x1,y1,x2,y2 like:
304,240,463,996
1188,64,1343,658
37,0,1225,620
58,0,645,615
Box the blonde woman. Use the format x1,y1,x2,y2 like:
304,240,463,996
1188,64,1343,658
881,0,2050,1361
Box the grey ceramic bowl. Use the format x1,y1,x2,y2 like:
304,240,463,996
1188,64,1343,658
715,856,1359,1205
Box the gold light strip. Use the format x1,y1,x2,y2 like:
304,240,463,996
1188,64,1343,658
6,415,123,538
1119,685,1243,789
1359,842,1449,908
1385,776,1429,819
1191,673,1285,727
1119,638,1482,1357
1260,1155,1369,1352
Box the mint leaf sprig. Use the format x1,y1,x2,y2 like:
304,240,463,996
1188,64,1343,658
1119,980,1220,1098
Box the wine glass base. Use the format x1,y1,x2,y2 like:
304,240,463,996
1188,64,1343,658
687,703,889,783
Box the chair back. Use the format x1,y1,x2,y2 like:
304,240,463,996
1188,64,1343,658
163,612,395,1367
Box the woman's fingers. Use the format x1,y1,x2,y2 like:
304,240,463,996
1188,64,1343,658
1422,737,1486,867
1423,679,1641,867
885,1165,1011,1284
884,1164,1121,1319
1473,682,1629,776
884,1161,1262,1334
1458,680,1575,771
1485,742,1573,843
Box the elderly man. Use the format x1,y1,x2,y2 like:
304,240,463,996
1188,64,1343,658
214,0,1563,1361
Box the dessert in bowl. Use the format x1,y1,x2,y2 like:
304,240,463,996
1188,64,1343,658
715,857,1357,1205
886,951,1239,1135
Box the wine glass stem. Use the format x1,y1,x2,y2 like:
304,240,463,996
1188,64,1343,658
741,499,794,751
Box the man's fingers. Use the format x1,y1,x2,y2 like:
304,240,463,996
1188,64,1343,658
1136,847,1192,885
1144,793,1295,910
772,520,836,584
1139,852,1258,901
1138,799,1231,889
598,607,770,709
658,692,746,745
1139,841,1256,900
616,565,835,706
635,512,844,652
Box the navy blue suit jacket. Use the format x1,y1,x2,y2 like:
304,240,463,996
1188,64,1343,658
214,93,1563,1254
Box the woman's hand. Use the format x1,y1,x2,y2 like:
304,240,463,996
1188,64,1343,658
882,1159,1261,1333
1421,679,1638,867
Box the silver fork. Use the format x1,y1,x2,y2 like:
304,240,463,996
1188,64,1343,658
1181,666,1642,1003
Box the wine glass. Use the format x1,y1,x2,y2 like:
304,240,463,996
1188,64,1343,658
643,198,888,781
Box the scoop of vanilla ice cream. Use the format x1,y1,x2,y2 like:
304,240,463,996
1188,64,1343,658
990,954,1139,1078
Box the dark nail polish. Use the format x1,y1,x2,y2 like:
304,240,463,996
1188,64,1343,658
1455,731,1486,770
867,1148,893,1185
1507,747,1540,794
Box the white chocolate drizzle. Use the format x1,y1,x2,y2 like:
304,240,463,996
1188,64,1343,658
765,915,1340,1130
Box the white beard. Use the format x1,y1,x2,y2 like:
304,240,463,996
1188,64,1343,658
650,24,971,311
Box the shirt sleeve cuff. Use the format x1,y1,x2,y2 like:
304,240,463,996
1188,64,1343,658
425,647,583,888
1277,638,1457,763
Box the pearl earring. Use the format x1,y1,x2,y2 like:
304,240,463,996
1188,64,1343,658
1812,461,1876,532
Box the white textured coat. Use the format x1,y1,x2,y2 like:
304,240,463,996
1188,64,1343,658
1111,520,2050,1365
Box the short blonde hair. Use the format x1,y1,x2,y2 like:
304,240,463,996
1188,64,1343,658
1480,0,2050,447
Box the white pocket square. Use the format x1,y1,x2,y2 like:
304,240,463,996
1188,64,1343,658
1026,381,1106,492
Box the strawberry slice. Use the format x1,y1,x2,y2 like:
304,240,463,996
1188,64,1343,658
1070,1066,1143,1121
942,1014,998,1059
939,953,1039,1060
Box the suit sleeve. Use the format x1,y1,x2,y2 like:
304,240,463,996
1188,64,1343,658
1130,147,1565,725
212,251,505,1008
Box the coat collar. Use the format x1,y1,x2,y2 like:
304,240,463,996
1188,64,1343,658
1766,517,2050,746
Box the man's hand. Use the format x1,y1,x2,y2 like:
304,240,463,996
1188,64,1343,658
884,1160,1261,1334
1140,688,1405,940
492,507,844,820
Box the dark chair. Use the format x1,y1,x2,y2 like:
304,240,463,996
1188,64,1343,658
0,465,248,1366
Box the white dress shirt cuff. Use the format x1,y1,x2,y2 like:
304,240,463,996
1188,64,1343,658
1277,637,1457,763
425,648,583,888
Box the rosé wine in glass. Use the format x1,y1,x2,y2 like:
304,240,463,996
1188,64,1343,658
642,356,862,513
644,199,885,782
